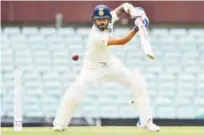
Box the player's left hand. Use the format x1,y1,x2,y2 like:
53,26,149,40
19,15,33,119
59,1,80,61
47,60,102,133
133,8,149,29
130,7,145,19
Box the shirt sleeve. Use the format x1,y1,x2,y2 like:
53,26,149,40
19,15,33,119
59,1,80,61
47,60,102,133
91,32,109,47
111,11,119,24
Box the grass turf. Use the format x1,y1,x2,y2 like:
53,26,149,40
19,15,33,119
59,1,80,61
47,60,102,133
1,126,204,135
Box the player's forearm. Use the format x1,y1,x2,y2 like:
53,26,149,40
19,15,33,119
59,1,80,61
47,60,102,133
120,26,138,45
107,26,138,46
114,3,135,17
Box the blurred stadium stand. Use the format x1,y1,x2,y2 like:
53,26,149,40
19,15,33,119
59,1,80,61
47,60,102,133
1,26,204,125
1,1,204,126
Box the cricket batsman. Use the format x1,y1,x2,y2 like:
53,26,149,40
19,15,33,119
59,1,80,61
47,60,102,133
53,3,160,132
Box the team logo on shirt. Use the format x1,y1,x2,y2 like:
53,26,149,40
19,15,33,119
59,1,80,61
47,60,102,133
98,8,104,16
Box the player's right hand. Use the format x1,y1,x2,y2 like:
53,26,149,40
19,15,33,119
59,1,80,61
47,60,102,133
134,17,143,28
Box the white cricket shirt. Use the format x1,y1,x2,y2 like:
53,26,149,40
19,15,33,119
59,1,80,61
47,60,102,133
84,11,119,67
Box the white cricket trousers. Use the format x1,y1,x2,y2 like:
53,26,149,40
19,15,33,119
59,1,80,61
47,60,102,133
53,57,153,128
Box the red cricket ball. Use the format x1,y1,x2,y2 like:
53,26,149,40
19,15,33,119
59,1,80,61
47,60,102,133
72,55,79,61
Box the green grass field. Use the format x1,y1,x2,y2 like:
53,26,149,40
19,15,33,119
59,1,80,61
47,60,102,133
1,126,204,135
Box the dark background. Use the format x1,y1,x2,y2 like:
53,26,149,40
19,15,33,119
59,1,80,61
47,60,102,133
2,1,204,24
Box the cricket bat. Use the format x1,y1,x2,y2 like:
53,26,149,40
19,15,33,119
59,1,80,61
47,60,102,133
136,19,155,59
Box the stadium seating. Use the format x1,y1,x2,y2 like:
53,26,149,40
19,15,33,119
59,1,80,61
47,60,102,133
1,26,204,119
